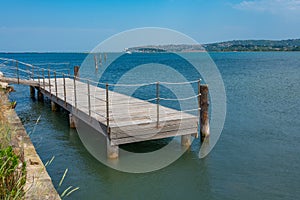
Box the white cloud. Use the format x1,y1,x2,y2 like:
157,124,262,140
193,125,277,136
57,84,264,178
233,0,300,13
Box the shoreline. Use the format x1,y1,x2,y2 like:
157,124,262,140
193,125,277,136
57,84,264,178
0,89,61,200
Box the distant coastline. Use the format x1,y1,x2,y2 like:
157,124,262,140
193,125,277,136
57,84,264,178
1,39,300,53
127,39,300,53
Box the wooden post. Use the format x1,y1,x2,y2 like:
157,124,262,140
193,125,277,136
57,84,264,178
181,135,191,147
69,114,76,128
87,80,91,117
63,73,66,106
200,84,210,140
107,139,118,159
30,86,35,98
37,89,44,102
106,83,109,128
156,81,160,128
74,66,79,79
51,101,58,112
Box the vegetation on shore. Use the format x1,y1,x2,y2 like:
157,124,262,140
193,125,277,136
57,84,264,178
0,88,26,199
127,39,300,52
203,39,300,52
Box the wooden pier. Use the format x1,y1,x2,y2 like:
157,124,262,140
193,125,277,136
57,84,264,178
0,59,210,159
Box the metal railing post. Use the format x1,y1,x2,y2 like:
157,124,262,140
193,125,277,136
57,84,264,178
63,73,66,106
37,68,40,84
156,81,160,128
54,71,57,99
31,66,34,80
48,69,51,96
42,68,45,89
198,79,201,117
73,76,77,110
106,83,109,128
16,61,19,84
197,79,201,139
87,80,91,117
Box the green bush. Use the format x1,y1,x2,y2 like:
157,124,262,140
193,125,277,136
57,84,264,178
0,146,26,199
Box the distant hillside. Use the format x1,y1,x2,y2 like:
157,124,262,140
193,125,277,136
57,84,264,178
203,39,300,52
127,39,300,52
127,44,205,53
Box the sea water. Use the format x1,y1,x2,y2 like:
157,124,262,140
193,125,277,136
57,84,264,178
1,52,299,200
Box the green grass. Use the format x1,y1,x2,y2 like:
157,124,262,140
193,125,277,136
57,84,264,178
0,89,26,199
0,147,26,199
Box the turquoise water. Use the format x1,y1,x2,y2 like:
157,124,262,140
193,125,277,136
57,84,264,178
1,52,300,199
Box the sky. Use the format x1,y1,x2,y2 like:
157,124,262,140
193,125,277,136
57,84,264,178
0,0,299,52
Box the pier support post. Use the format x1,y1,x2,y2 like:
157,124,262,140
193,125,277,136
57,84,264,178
107,139,119,159
37,90,44,102
69,114,76,128
30,86,35,98
200,84,210,140
74,66,80,79
181,135,191,147
51,101,59,112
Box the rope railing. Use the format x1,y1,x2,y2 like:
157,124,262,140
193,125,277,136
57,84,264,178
160,93,200,101
0,57,202,128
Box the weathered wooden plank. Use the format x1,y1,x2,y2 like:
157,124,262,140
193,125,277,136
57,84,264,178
110,120,198,139
111,127,197,145
40,77,198,144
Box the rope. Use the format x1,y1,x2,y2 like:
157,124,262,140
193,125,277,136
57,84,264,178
109,82,157,87
160,79,200,85
160,94,200,101
180,108,201,113
33,62,70,66
165,108,200,115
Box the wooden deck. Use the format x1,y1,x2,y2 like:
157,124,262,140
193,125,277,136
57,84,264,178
0,58,209,159
39,78,198,149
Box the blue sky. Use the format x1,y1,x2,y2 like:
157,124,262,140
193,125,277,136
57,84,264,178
0,0,299,52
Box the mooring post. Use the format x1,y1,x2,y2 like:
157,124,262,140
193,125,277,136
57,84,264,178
200,84,210,140
156,81,160,128
106,139,119,159
74,66,79,80
30,86,35,98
